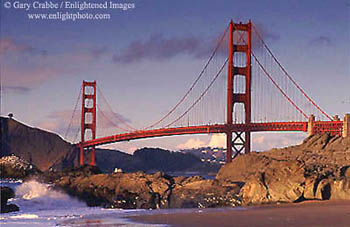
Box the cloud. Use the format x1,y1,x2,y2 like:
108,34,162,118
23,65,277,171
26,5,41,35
208,134,226,148
308,36,333,47
2,86,31,94
1,39,100,94
112,22,280,64
176,138,207,149
35,108,133,142
97,109,132,130
2,66,61,92
177,134,226,150
253,135,265,144
112,33,204,64
252,23,280,43
176,132,305,151
252,133,305,151
0,38,33,55
90,46,108,59
36,110,78,137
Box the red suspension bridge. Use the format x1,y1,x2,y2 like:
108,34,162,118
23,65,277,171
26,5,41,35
65,20,348,166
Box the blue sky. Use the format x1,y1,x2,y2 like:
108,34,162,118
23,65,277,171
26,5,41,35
1,0,349,153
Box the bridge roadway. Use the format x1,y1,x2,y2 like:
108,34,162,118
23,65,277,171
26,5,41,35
80,121,343,148
80,121,304,147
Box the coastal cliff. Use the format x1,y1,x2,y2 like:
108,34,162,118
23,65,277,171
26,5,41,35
0,117,74,171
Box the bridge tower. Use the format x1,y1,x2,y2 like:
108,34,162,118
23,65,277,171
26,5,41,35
80,80,97,166
226,20,252,162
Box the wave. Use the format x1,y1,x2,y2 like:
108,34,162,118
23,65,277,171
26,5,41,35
14,180,87,212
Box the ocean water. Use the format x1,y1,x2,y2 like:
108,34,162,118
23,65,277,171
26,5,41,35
0,179,166,226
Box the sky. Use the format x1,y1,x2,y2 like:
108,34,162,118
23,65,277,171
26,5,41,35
1,0,349,153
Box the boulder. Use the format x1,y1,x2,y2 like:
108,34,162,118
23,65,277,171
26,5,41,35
239,174,269,205
216,153,271,182
0,187,19,213
263,160,305,202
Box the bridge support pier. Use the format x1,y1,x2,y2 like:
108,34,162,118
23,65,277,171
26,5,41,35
307,114,315,137
226,132,232,163
344,114,350,138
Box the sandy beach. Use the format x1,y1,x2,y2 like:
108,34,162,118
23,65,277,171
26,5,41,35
130,200,350,227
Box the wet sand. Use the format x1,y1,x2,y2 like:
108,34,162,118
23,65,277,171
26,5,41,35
129,200,350,227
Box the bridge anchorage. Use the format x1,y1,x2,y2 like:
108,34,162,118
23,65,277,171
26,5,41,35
72,20,348,166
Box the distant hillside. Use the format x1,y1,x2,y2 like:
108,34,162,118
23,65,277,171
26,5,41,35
1,117,74,171
180,147,226,164
94,147,220,174
94,148,134,173
1,117,220,174
131,147,220,173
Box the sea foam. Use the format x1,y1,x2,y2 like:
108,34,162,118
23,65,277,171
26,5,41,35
14,180,86,212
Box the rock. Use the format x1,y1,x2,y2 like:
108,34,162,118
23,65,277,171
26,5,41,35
315,178,332,200
0,187,19,213
44,164,101,182
50,133,350,209
218,134,350,205
0,155,42,179
239,174,269,205
112,172,172,209
238,160,306,205
322,166,350,200
303,176,318,199
169,179,241,208
263,160,305,203
51,166,241,209
53,170,174,209
179,175,204,186
216,153,272,182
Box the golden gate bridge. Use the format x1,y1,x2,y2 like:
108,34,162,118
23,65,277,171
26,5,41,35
64,20,349,166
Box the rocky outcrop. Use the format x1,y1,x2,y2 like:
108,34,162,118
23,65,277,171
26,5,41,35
0,155,42,179
52,170,173,208
50,166,240,209
0,187,19,213
49,134,350,209
217,135,350,205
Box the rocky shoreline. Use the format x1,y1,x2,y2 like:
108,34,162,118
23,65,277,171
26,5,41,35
0,187,19,213
1,134,350,211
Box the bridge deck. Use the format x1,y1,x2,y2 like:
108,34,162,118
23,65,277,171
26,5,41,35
80,121,316,147
80,121,343,148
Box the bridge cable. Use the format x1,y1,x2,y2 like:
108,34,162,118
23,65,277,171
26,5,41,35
64,84,82,141
97,86,138,131
97,104,133,132
143,25,229,130
251,52,308,119
252,24,332,121
165,58,228,127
